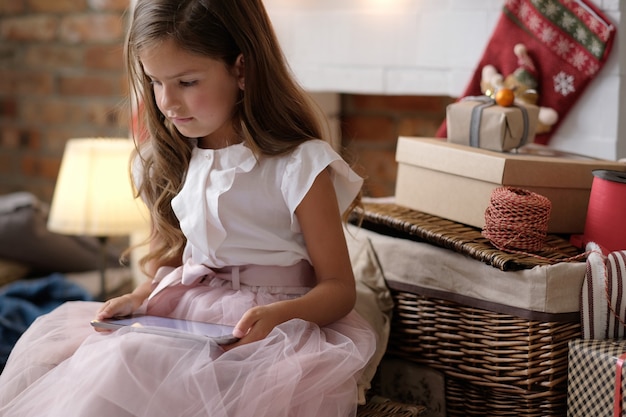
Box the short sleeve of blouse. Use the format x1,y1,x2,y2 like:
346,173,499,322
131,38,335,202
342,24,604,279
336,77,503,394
281,140,363,231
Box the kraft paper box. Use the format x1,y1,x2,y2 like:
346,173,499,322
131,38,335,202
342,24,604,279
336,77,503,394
567,339,626,417
394,137,626,233
446,99,539,152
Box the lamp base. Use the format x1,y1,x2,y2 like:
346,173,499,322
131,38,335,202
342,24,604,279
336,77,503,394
97,236,109,301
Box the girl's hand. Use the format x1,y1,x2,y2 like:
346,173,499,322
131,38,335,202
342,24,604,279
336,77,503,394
93,294,138,332
93,279,153,332
222,304,283,351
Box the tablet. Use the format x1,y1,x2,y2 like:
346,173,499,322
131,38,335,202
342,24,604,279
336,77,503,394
90,315,239,345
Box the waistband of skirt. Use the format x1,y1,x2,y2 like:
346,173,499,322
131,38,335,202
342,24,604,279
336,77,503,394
149,259,316,300
211,261,316,289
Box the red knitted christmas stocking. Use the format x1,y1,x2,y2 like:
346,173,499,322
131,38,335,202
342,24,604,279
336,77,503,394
437,0,616,145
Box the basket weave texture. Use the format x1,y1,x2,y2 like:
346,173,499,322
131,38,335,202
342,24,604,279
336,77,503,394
387,289,580,417
354,203,583,416
355,202,584,271
356,396,425,417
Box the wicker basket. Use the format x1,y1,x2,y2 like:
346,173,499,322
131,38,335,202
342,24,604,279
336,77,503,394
355,202,585,271
387,288,581,417
356,396,425,417
352,202,584,416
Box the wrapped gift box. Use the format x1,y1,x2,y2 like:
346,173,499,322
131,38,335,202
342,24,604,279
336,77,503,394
446,98,539,151
394,137,626,233
568,339,626,417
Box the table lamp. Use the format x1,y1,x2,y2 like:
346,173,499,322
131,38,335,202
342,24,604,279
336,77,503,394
47,137,149,300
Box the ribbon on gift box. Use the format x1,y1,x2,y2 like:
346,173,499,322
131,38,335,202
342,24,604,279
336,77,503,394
615,352,626,417
462,95,530,149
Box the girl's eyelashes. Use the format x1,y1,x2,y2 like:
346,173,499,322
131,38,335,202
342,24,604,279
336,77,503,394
179,80,197,87
148,79,197,87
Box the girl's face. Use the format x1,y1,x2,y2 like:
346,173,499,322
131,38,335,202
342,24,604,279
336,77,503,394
140,38,244,149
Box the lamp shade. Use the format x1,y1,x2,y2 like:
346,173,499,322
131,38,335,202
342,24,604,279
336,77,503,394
47,138,148,237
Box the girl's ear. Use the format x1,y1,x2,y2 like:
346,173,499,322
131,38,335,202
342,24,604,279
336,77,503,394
235,54,245,90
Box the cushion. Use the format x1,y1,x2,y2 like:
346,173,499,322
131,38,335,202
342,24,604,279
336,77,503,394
0,192,120,274
0,258,30,288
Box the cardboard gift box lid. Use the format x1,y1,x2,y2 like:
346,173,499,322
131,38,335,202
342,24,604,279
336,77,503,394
394,137,626,233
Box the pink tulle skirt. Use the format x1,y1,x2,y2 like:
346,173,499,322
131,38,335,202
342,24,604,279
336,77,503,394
0,276,375,417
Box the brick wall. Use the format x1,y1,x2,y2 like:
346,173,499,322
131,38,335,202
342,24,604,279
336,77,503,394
0,1,451,204
0,0,130,203
341,94,454,197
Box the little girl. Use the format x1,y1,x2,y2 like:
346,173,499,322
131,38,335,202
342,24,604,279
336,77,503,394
0,0,376,416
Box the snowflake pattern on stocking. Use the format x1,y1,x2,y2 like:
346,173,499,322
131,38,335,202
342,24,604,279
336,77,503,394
506,0,614,76
554,71,575,96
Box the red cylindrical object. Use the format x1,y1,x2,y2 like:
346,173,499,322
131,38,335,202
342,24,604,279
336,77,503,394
583,169,626,253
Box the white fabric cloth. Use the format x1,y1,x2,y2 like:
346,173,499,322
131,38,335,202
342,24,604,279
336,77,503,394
346,222,587,315
0,140,376,417
345,232,394,404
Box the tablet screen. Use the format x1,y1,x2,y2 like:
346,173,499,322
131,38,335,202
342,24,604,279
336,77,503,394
91,315,239,345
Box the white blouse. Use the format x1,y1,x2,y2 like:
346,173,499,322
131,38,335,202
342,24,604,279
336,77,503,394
170,140,363,269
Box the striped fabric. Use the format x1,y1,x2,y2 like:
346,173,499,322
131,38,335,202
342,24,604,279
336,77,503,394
581,242,626,339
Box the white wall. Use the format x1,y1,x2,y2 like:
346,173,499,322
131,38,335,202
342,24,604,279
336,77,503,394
265,0,624,160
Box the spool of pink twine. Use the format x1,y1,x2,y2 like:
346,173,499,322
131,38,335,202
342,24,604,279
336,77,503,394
482,187,552,252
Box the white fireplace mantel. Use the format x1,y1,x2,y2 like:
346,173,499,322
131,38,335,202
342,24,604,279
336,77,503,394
265,0,625,161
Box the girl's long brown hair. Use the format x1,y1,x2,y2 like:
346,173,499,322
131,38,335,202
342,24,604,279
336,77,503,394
126,0,359,274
